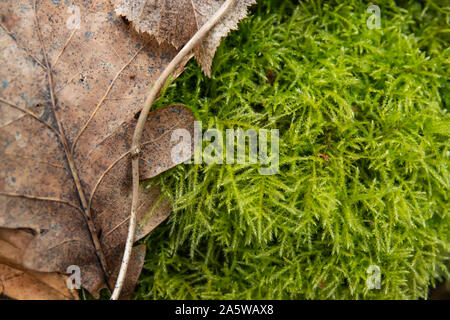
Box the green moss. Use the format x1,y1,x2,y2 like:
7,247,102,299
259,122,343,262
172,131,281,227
135,0,449,299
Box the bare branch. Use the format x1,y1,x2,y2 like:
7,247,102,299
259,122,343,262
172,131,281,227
111,0,237,300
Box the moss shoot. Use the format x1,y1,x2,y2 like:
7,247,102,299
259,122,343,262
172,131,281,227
135,0,449,299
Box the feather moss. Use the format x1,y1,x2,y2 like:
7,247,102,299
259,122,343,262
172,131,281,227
135,0,449,300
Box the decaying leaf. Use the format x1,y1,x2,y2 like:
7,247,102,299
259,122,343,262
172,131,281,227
0,228,78,300
0,0,195,298
113,0,256,76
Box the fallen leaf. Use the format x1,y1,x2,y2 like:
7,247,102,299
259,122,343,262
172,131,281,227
113,0,256,76
0,228,78,300
0,0,195,298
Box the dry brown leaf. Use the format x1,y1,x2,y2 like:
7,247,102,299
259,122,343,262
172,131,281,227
0,0,195,299
0,264,77,300
0,228,78,300
113,0,256,76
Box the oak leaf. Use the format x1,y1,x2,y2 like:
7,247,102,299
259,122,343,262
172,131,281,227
0,228,78,300
113,0,256,76
0,0,196,299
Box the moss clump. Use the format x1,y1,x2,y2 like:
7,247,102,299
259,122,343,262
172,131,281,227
135,0,449,299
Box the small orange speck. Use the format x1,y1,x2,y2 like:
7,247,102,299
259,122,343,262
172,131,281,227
317,153,329,162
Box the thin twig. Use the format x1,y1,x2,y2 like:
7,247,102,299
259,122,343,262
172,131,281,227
110,0,237,300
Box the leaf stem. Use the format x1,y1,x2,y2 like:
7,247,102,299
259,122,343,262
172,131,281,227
111,0,237,300
33,0,112,291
